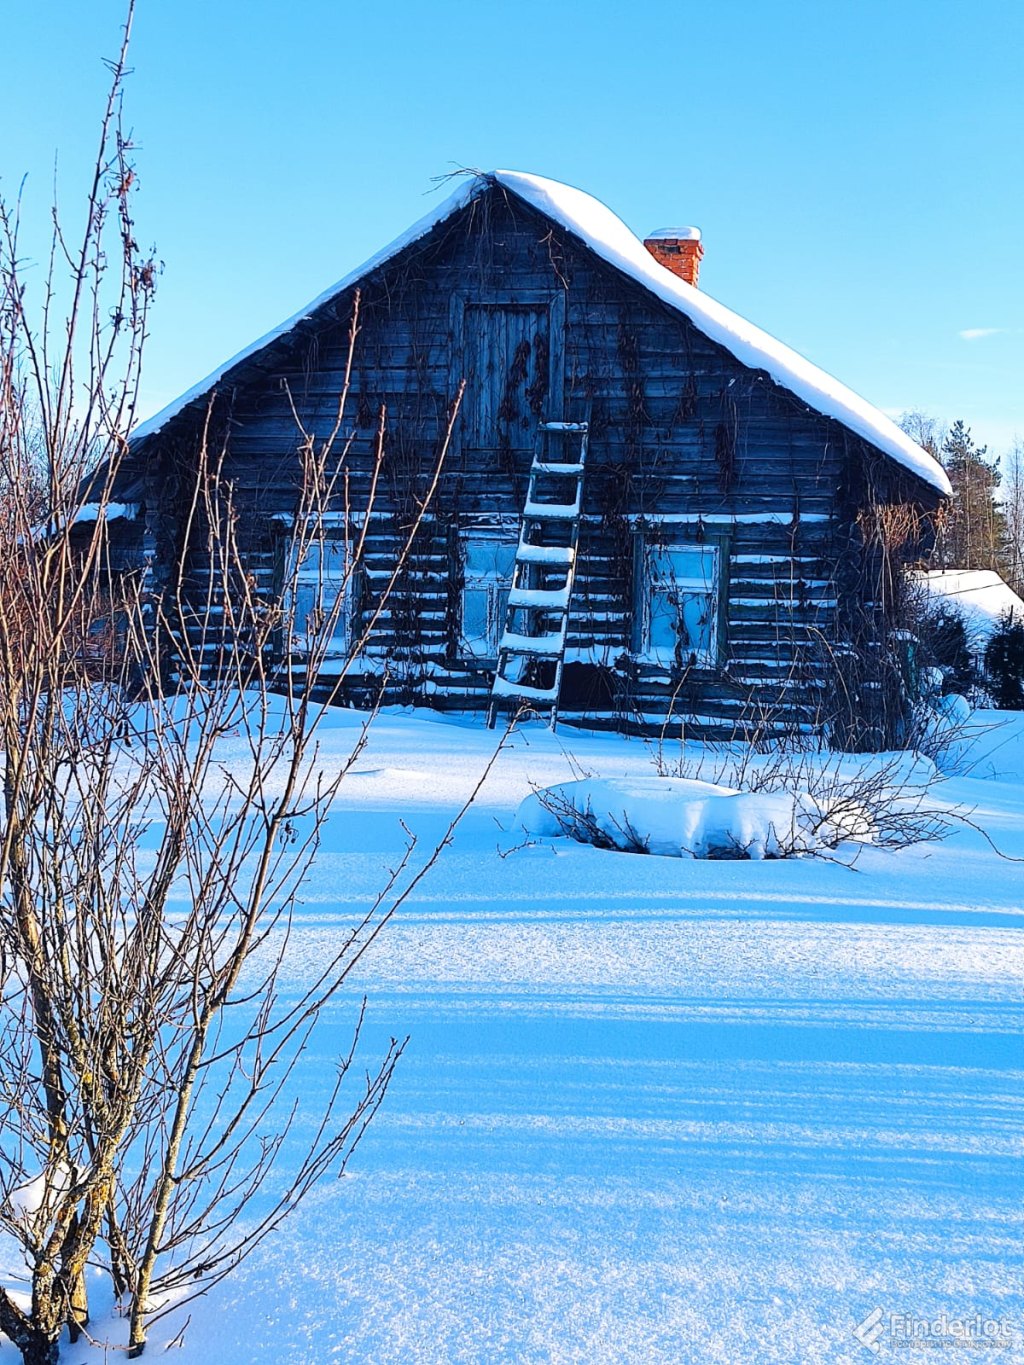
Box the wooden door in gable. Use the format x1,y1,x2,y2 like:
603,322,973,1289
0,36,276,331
453,296,565,469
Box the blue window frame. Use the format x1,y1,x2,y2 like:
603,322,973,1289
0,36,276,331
460,532,517,659
637,541,722,666
289,536,352,655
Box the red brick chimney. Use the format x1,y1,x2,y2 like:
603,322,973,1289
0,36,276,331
643,227,704,287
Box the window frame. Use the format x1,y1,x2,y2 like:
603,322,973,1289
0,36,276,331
279,522,360,660
631,529,729,670
455,523,518,663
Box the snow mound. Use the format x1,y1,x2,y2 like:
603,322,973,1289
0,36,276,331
915,692,983,775
517,776,869,860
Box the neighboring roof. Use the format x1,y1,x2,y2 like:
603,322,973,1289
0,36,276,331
32,501,138,544
914,569,1024,651
132,171,951,496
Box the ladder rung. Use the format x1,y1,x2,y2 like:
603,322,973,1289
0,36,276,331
523,498,580,519
508,585,570,610
491,676,560,702
541,422,588,432
532,461,585,475
499,630,566,655
516,544,574,565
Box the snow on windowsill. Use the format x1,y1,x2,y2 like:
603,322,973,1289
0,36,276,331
633,650,718,671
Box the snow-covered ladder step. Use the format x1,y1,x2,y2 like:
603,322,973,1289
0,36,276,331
491,675,560,702
507,584,571,611
516,544,575,565
499,629,567,655
488,417,590,731
522,497,582,519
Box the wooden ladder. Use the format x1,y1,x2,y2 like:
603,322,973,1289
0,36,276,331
486,421,589,730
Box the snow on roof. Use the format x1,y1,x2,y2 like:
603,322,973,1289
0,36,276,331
914,569,1024,650
132,171,951,496
130,176,480,445
30,501,138,543
498,172,949,495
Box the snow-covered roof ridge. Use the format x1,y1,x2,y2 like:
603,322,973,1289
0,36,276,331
495,171,949,495
132,170,951,496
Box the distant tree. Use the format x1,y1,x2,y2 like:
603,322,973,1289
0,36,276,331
898,410,946,462
984,612,1024,709
1001,437,1024,595
900,411,1024,586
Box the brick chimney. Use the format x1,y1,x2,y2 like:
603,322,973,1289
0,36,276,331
643,227,703,287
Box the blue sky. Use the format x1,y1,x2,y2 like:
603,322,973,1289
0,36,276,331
5,0,1022,460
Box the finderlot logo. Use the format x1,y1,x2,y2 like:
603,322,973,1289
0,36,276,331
852,1308,1016,1353
853,1307,885,1354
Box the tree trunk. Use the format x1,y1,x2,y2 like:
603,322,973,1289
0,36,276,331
18,1335,61,1365
60,1207,89,1343
0,1291,61,1365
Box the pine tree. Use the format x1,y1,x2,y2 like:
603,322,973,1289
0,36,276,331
935,420,1008,572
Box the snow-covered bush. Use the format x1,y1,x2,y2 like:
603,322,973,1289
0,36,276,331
519,777,828,859
518,754,953,862
915,602,977,696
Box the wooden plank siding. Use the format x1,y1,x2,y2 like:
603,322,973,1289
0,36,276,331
128,183,942,740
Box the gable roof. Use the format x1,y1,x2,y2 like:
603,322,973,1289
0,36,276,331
132,170,951,497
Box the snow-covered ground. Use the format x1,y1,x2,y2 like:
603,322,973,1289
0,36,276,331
3,707,1023,1363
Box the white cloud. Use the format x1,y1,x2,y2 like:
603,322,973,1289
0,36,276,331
958,327,1005,341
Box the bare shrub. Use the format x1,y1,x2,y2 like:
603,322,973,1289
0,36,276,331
533,787,650,854
741,750,956,851
0,14,480,1363
644,739,961,858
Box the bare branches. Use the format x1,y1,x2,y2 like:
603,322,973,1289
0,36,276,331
0,17,472,1365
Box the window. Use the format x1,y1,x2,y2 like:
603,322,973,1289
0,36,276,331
636,541,722,667
460,533,517,659
288,535,352,655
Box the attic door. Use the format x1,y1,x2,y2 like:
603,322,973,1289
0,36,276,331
454,296,565,468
